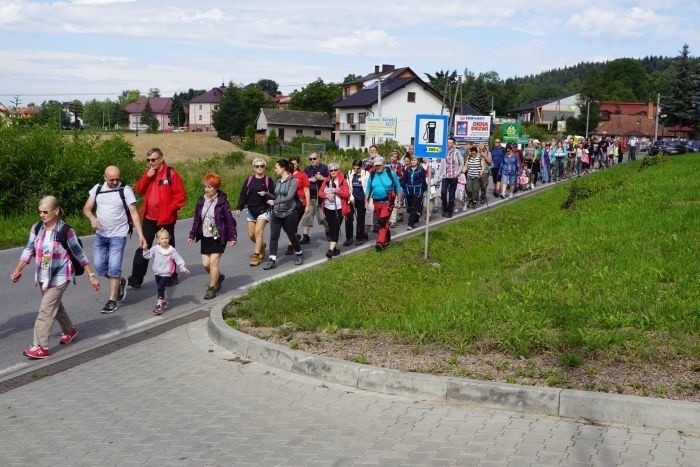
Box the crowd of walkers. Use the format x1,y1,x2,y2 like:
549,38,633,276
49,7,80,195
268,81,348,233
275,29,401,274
10,135,636,359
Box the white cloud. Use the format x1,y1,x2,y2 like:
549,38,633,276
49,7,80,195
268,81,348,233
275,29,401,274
70,0,135,4
565,6,666,38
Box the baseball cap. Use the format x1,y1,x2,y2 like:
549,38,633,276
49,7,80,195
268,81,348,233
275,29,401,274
373,156,385,165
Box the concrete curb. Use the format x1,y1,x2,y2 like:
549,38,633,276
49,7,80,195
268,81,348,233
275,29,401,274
208,303,700,433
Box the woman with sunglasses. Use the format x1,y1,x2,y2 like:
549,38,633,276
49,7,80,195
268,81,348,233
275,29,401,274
318,162,350,258
187,173,238,300
344,159,369,246
235,158,273,267
282,155,310,256
10,196,101,359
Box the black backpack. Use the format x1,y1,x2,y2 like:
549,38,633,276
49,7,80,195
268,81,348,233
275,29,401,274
33,222,85,276
95,183,134,237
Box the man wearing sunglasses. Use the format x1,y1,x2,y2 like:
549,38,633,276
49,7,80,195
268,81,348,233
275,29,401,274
83,165,146,313
300,152,330,244
127,147,187,289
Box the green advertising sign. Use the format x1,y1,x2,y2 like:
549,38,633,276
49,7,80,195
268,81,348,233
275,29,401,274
502,122,520,142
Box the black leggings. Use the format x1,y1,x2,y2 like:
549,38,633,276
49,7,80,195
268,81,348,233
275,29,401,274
131,219,176,284
268,210,301,257
323,208,344,243
345,201,366,240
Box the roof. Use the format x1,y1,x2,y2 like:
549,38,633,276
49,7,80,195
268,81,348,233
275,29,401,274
124,97,172,114
259,108,333,128
188,87,225,104
508,97,568,113
593,114,673,138
345,66,413,85
452,101,484,116
333,76,442,109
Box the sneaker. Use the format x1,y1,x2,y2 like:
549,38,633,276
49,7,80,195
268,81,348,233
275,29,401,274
326,249,334,259
101,300,118,314
204,286,217,300
499,193,506,199
127,277,141,289
59,328,78,345
300,234,311,244
215,274,225,292
263,259,276,270
294,253,304,265
284,245,294,256
355,238,365,246
343,238,354,246
153,302,167,315
462,206,467,212
406,225,414,231
375,243,384,251
249,253,261,267
332,248,340,257
23,345,49,359
166,276,179,287
117,277,127,302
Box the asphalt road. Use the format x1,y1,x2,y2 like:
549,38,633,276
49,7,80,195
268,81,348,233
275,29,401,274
0,215,338,376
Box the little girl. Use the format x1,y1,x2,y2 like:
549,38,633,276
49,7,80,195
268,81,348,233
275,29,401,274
142,229,190,314
455,172,467,211
517,168,530,192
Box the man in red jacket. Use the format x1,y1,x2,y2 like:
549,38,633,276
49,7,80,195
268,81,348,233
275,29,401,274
127,148,187,288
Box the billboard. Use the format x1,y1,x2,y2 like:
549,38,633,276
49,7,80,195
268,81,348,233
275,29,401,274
365,117,397,139
454,115,490,142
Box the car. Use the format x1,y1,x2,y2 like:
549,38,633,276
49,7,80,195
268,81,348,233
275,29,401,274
648,140,664,156
662,140,686,155
639,140,649,152
684,140,700,153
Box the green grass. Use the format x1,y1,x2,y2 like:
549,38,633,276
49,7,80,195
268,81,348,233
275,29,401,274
228,154,700,365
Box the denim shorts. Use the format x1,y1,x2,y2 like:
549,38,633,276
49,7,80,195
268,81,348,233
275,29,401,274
93,233,127,277
501,174,517,187
245,209,270,223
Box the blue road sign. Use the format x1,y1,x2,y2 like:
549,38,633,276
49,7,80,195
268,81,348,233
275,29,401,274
414,114,448,159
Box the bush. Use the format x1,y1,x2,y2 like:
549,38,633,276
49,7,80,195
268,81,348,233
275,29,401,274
0,126,138,216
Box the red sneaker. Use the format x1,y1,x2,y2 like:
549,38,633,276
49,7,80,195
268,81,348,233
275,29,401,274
59,328,78,345
23,345,50,359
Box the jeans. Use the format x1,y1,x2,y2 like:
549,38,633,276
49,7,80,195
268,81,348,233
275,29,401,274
441,177,458,212
93,234,127,278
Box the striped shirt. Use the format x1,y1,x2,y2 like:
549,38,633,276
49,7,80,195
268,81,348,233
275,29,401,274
466,156,482,178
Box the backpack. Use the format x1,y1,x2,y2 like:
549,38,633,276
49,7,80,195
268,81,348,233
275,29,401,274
95,183,134,237
33,222,84,276
245,175,271,196
367,167,398,198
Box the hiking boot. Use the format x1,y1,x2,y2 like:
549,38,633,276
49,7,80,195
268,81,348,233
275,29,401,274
326,249,334,259
215,274,225,292
343,238,354,246
332,248,340,257
59,328,78,345
101,300,118,314
262,259,276,270
127,276,141,289
249,253,261,267
284,245,294,256
117,277,127,302
375,243,384,251
300,234,311,244
294,253,304,265
23,345,49,359
204,286,217,300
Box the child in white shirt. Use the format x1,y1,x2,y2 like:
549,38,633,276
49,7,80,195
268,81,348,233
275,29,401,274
142,228,190,314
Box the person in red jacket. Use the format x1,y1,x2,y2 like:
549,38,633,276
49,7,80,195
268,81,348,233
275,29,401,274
127,147,187,288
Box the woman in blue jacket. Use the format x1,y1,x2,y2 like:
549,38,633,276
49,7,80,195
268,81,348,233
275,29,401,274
499,144,521,199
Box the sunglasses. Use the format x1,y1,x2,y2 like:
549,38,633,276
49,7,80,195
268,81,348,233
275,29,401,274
309,157,317,161
146,157,161,162
329,169,338,172
37,210,52,214
254,164,265,168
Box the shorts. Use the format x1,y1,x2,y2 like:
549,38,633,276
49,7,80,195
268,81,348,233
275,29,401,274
501,174,517,187
245,209,270,223
200,236,226,255
92,233,127,278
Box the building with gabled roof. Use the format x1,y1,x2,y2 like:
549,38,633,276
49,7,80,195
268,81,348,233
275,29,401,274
508,95,581,129
125,97,173,131
256,108,333,143
188,86,225,132
332,64,444,149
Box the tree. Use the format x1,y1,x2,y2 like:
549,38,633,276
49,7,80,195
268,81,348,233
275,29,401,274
425,70,459,95
469,77,491,114
664,44,697,127
256,79,279,97
213,82,243,141
343,74,361,83
68,100,83,129
600,59,650,101
118,89,141,127
148,88,161,98
288,78,341,115
37,100,70,129
169,93,186,128
140,99,159,133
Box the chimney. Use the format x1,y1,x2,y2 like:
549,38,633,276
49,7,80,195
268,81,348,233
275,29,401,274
374,65,380,74
382,64,395,73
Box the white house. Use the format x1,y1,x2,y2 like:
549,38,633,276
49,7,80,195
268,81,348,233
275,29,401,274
332,64,445,149
188,86,225,132
508,95,581,128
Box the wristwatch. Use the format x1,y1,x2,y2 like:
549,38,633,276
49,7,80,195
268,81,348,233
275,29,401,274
89,273,97,278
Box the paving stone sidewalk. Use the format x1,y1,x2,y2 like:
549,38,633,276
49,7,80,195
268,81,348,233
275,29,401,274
1,319,697,466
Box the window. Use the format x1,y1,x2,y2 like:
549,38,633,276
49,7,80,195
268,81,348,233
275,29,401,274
358,112,366,123
213,105,218,111
314,130,322,136
407,92,416,103
198,115,202,121
346,135,350,147
360,135,365,147
346,113,354,124
198,105,202,110
296,129,303,135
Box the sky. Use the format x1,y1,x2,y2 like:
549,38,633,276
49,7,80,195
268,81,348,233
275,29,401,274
0,0,698,106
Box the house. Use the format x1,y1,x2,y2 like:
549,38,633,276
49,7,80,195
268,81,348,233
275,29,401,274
188,86,225,132
508,95,581,128
332,64,445,149
15,105,40,119
599,101,656,120
592,114,672,140
125,97,173,131
255,108,333,143
273,94,292,110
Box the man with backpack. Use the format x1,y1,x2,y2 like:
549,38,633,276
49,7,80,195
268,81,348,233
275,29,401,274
127,148,187,289
83,165,146,312
365,156,402,250
299,152,330,244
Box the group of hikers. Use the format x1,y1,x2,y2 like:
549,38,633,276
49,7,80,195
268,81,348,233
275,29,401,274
10,134,636,359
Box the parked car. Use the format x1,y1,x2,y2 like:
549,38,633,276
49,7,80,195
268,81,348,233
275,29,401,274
648,140,664,156
662,140,686,155
639,140,649,152
684,140,700,153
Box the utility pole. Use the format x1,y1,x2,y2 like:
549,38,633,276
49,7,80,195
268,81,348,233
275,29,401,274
585,98,591,137
653,93,660,142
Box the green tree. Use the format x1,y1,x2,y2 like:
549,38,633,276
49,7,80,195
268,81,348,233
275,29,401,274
213,82,243,141
664,44,696,127
242,123,255,150
600,58,650,101
140,99,159,133
256,79,279,97
68,99,84,129
288,78,341,115
170,93,186,128
118,89,141,127
148,88,161,98
343,74,361,83
266,128,279,152
469,77,491,114
37,100,70,129
425,69,459,95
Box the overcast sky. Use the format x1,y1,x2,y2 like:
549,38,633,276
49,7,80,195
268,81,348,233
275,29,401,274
0,0,697,105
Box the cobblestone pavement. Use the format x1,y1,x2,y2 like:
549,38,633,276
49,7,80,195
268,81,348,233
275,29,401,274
1,319,697,466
